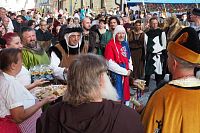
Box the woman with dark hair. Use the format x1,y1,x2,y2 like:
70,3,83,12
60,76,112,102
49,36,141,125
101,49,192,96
67,17,74,25
0,48,57,133
96,19,107,40
95,19,107,55
27,20,36,29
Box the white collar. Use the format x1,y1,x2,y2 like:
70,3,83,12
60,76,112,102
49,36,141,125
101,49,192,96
169,76,200,87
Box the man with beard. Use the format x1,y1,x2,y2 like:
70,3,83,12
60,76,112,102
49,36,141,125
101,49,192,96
36,54,144,133
81,17,99,53
100,16,120,55
21,27,50,70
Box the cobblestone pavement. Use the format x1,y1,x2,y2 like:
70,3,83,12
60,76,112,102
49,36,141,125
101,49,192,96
130,74,170,106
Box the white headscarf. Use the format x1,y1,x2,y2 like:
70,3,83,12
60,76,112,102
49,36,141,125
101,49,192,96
113,25,127,43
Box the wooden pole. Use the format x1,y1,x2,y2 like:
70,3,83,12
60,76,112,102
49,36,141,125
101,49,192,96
104,0,108,14
73,0,78,10
142,0,146,15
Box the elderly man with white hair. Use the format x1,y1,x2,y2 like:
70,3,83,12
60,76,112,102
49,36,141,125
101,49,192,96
37,54,144,133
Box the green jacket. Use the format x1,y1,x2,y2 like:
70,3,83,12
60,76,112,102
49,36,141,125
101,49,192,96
22,48,50,70
100,30,113,47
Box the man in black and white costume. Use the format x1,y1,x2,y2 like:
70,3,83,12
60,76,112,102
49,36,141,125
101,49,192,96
144,17,167,88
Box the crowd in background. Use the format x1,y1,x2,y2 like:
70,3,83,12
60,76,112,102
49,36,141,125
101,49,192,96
0,4,200,133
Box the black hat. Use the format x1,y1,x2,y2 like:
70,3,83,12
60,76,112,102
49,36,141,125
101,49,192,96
58,24,83,41
64,24,83,34
192,8,200,16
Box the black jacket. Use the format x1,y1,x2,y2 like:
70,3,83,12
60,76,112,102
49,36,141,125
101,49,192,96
36,29,53,41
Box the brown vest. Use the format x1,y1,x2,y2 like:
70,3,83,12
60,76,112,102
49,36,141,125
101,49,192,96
55,43,88,68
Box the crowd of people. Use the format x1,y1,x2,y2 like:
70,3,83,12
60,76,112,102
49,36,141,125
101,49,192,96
0,5,200,133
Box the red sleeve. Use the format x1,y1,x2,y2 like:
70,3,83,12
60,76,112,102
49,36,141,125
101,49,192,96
104,40,115,61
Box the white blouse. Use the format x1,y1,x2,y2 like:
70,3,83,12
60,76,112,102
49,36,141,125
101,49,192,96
50,51,65,80
16,66,31,86
0,72,35,117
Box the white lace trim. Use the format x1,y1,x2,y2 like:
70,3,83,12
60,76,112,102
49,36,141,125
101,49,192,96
169,76,200,87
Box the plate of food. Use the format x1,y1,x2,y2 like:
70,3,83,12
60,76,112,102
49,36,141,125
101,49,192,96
31,85,67,100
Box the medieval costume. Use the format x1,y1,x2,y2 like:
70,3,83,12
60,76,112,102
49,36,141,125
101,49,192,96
100,30,113,54
163,16,183,42
0,72,42,133
82,30,99,53
128,29,145,79
142,77,200,133
95,27,107,55
142,27,200,133
104,25,133,102
144,28,167,87
22,44,50,70
49,25,87,80
36,28,53,52
36,99,144,133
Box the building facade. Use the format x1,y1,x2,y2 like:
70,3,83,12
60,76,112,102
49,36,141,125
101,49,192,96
35,0,119,15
